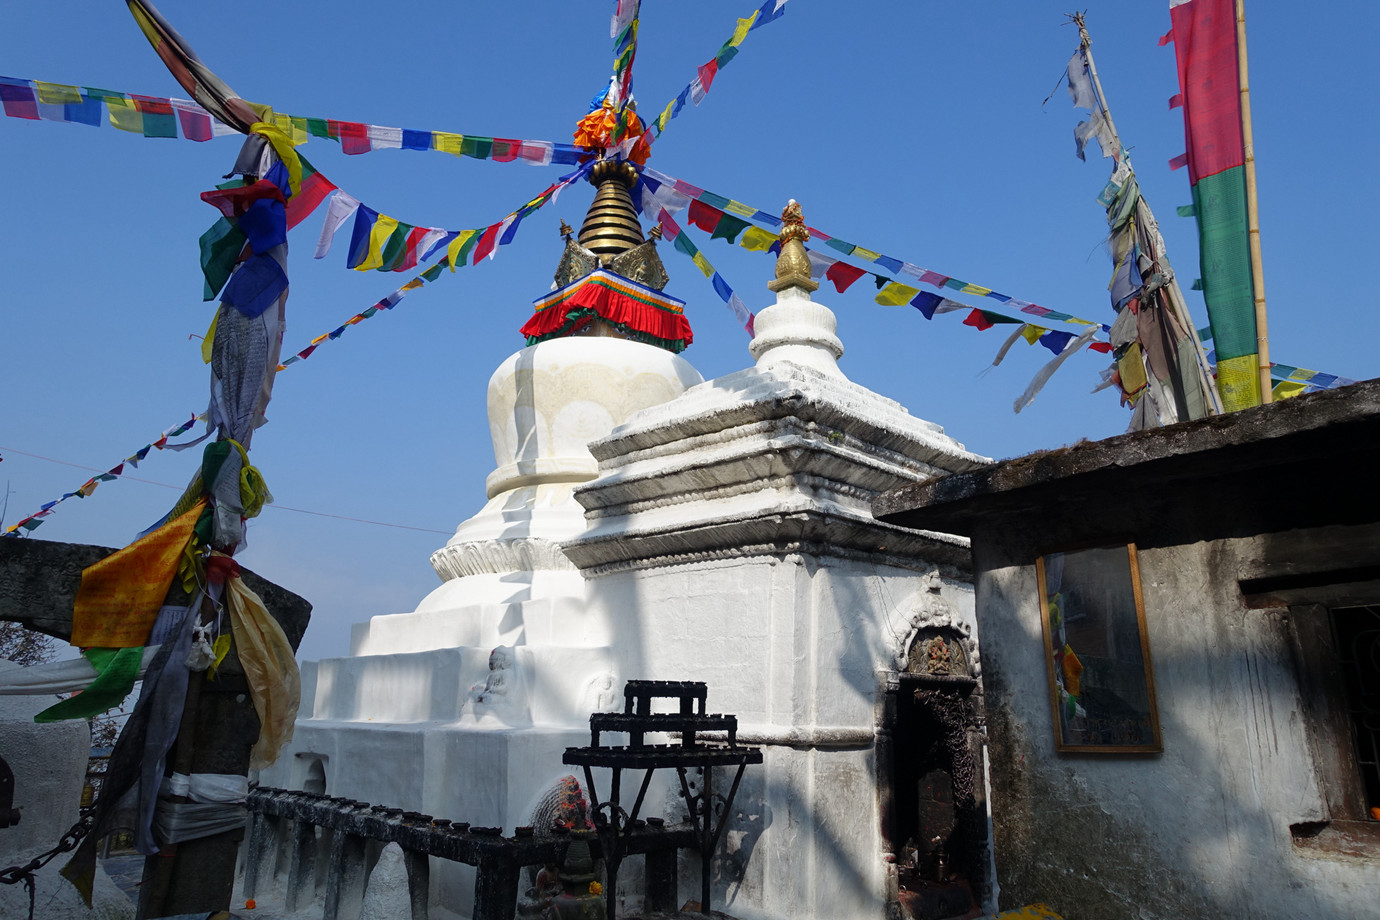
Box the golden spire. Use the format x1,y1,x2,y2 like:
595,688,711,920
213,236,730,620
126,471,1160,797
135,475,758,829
577,160,645,264
768,199,819,294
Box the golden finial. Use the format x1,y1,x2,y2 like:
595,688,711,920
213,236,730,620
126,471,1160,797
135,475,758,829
768,199,819,293
577,160,645,264
559,219,574,240
648,223,663,241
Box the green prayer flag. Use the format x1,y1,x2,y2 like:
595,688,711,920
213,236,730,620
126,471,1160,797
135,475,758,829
34,647,143,723
710,215,750,244
199,217,247,302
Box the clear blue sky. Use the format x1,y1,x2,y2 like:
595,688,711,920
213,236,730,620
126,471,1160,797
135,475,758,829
2,2,1375,660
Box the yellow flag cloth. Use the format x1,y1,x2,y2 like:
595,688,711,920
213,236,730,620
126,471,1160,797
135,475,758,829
961,283,992,296
1117,341,1149,396
250,121,303,196
730,14,757,47
201,310,218,364
1272,379,1308,400
875,282,920,306
691,252,714,278
852,246,882,263
224,571,300,769
1216,353,1262,411
740,227,777,252
36,81,83,104
1021,325,1046,345
357,214,399,271
106,96,142,133
447,229,479,271
71,499,206,648
432,132,466,157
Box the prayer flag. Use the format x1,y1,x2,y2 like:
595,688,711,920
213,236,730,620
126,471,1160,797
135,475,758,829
1170,0,1260,409
826,262,866,293
911,291,943,320
876,283,921,307
964,309,995,331
740,226,777,252
71,500,205,647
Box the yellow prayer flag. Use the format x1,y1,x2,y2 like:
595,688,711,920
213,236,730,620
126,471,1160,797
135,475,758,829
201,310,218,364
447,229,479,271
250,122,303,195
729,13,757,47
1216,354,1263,411
1287,368,1317,381
852,246,882,263
1272,380,1308,400
71,500,207,648
740,227,777,252
1117,342,1148,395
1066,317,1095,326
691,252,714,278
1020,325,1046,345
961,283,992,296
310,332,330,346
356,214,399,272
270,112,308,145
432,132,466,157
105,96,142,133
725,201,756,218
35,82,82,105
875,282,920,306
401,278,425,292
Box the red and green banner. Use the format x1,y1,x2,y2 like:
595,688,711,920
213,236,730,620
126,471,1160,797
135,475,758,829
1165,0,1260,410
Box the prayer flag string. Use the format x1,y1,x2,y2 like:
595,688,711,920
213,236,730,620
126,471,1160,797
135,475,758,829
637,181,753,334
641,0,791,152
3,415,202,536
0,74,585,165
640,167,1112,335
5,165,592,537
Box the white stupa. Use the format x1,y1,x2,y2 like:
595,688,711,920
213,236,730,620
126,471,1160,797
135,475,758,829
262,178,994,920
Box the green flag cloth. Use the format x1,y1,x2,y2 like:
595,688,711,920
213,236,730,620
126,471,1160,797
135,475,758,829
34,647,143,722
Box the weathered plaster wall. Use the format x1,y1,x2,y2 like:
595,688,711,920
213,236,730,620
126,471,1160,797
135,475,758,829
976,535,1380,920
583,553,979,920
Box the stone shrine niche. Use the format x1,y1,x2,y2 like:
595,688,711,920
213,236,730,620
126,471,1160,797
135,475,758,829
880,574,989,920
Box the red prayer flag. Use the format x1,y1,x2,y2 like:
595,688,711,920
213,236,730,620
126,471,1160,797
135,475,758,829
697,59,719,94
471,222,502,264
176,106,213,141
329,119,370,155
1169,0,1244,183
825,261,866,293
962,309,995,332
687,200,722,234
285,171,338,230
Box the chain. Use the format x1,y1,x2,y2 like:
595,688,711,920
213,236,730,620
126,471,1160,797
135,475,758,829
0,808,96,886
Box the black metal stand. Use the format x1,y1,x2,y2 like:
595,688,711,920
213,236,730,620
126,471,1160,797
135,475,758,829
565,680,762,917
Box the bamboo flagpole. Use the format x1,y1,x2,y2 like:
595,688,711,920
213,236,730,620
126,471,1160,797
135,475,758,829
1235,0,1272,403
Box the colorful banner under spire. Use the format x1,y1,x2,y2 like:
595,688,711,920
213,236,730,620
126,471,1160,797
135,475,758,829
1164,0,1263,411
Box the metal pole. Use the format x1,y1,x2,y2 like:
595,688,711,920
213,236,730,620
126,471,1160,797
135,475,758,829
1235,0,1272,403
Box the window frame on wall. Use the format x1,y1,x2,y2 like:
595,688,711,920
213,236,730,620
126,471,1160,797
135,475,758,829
1035,542,1163,754
1287,602,1380,855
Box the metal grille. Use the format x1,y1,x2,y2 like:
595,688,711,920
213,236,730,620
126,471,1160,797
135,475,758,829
1330,605,1380,811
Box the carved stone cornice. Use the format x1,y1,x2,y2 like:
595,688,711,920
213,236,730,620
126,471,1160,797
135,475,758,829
430,537,577,581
